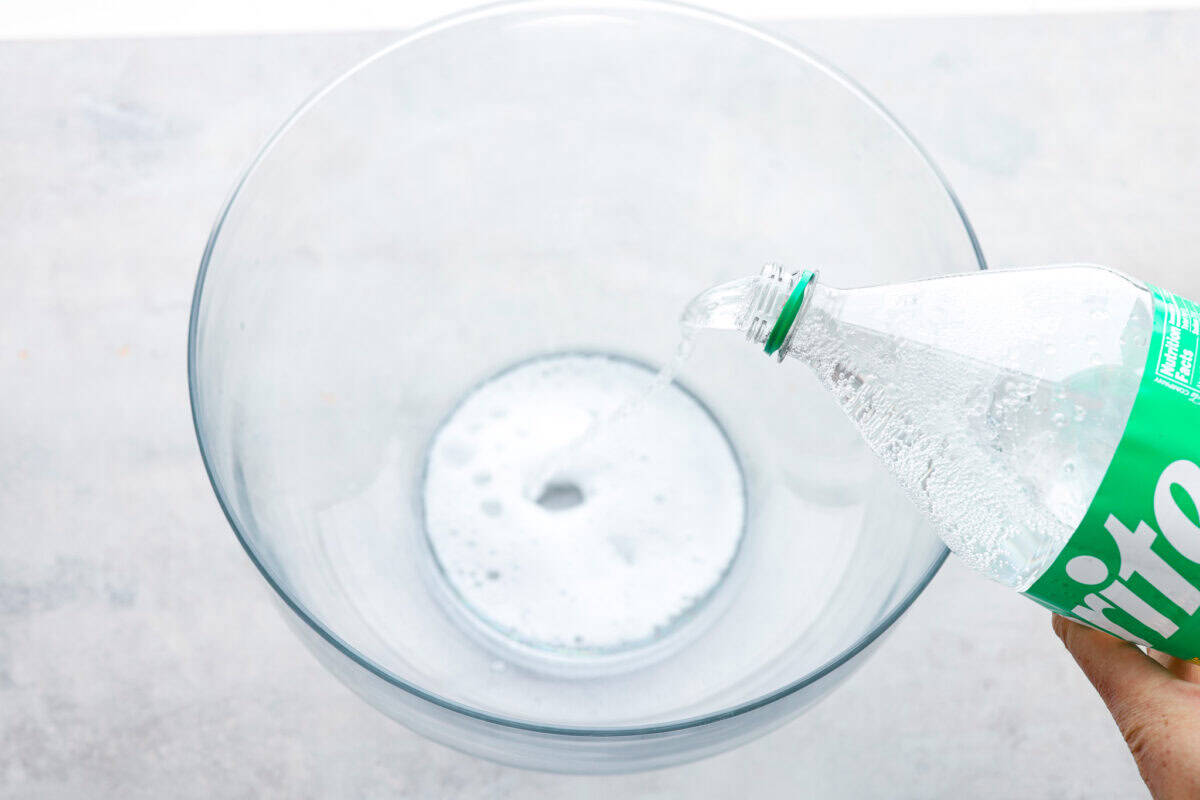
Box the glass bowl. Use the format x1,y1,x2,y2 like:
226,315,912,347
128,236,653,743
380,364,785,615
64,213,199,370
189,0,983,773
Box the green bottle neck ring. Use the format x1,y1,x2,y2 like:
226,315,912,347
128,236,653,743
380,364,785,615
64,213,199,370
763,269,816,357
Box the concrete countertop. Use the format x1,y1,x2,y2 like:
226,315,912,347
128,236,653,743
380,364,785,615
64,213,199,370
5,11,1198,797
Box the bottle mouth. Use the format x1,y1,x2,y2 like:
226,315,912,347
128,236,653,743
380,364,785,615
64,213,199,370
744,265,817,361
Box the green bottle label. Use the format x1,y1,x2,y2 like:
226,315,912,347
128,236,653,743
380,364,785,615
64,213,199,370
1025,285,1200,659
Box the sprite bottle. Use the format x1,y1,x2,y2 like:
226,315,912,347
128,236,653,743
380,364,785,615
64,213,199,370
696,263,1200,658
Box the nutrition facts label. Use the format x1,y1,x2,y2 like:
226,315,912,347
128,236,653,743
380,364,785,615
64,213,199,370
1154,287,1200,393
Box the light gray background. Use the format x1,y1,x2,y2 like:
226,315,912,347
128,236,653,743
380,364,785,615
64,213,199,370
4,11,1198,798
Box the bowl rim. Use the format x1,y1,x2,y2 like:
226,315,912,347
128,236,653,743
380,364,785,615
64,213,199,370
188,0,981,737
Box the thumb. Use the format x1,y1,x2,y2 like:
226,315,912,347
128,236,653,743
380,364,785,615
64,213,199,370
1052,613,1173,712
1052,614,1178,775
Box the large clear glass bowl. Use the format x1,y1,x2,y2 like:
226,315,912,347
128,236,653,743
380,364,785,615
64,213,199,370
189,0,983,773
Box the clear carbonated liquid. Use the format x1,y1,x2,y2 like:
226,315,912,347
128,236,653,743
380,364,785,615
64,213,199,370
687,266,1151,589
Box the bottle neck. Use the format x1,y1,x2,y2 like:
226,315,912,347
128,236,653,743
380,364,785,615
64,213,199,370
745,265,826,361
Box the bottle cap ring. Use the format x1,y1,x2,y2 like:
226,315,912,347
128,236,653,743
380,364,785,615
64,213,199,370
764,270,815,357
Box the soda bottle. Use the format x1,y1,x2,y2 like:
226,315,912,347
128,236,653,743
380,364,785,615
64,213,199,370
698,263,1200,658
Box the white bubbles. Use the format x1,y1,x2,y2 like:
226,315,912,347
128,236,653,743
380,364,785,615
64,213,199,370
423,354,744,654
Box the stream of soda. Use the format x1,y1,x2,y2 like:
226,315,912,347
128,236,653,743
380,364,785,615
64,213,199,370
523,277,759,499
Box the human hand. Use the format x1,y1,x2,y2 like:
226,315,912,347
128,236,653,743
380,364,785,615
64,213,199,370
1053,613,1200,799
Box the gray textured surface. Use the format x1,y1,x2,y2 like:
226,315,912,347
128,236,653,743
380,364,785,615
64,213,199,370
4,11,1199,798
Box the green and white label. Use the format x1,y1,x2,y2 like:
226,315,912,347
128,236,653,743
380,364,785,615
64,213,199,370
1026,285,1200,659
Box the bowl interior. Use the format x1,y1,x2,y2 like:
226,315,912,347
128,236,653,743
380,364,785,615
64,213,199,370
191,0,974,730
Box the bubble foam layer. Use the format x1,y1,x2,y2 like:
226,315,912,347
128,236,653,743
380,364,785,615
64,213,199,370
423,353,745,655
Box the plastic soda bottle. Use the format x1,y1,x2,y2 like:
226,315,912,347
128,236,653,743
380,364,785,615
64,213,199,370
710,263,1200,659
